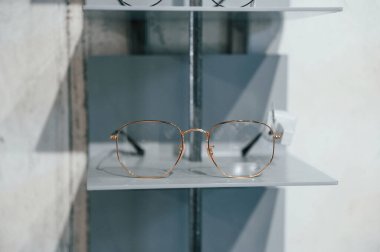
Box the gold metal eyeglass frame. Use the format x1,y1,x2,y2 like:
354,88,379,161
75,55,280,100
110,120,282,179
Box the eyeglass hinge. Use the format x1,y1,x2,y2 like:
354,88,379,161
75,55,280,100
110,131,118,141
273,132,283,140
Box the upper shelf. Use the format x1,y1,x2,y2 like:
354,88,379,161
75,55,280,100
84,0,343,13
87,143,338,191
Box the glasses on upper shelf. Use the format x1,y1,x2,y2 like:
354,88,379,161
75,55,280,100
210,0,256,7
109,118,283,179
118,0,162,7
117,0,256,7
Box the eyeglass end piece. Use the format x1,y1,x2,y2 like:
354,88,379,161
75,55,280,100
110,131,118,141
273,132,283,140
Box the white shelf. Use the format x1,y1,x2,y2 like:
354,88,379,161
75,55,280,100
84,0,343,12
84,6,342,12
87,143,337,190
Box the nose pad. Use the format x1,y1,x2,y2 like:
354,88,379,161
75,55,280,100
178,144,185,159
207,144,215,159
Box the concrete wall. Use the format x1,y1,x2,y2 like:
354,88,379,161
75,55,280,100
0,1,86,251
278,2,380,252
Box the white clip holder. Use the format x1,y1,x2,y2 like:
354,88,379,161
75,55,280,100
267,110,297,146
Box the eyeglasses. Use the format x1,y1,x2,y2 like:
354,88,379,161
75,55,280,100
211,0,256,7
118,0,162,7
110,119,282,179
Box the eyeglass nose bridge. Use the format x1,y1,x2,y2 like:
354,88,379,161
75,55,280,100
181,128,209,137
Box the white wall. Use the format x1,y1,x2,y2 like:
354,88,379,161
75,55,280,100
0,1,85,251
278,2,380,251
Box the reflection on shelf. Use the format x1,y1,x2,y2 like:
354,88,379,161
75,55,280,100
87,142,337,190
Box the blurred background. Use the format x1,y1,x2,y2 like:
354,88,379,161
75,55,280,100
0,0,379,252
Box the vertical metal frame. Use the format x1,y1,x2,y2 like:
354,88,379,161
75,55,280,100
189,1,203,250
189,0,203,162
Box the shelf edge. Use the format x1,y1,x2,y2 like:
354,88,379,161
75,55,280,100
83,5,343,13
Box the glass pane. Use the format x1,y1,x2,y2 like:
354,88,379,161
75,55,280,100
209,121,274,177
117,121,182,177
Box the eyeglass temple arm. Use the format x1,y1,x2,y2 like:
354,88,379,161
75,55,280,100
111,130,145,156
118,0,130,6
118,0,163,6
241,132,262,157
212,0,225,7
241,128,284,157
